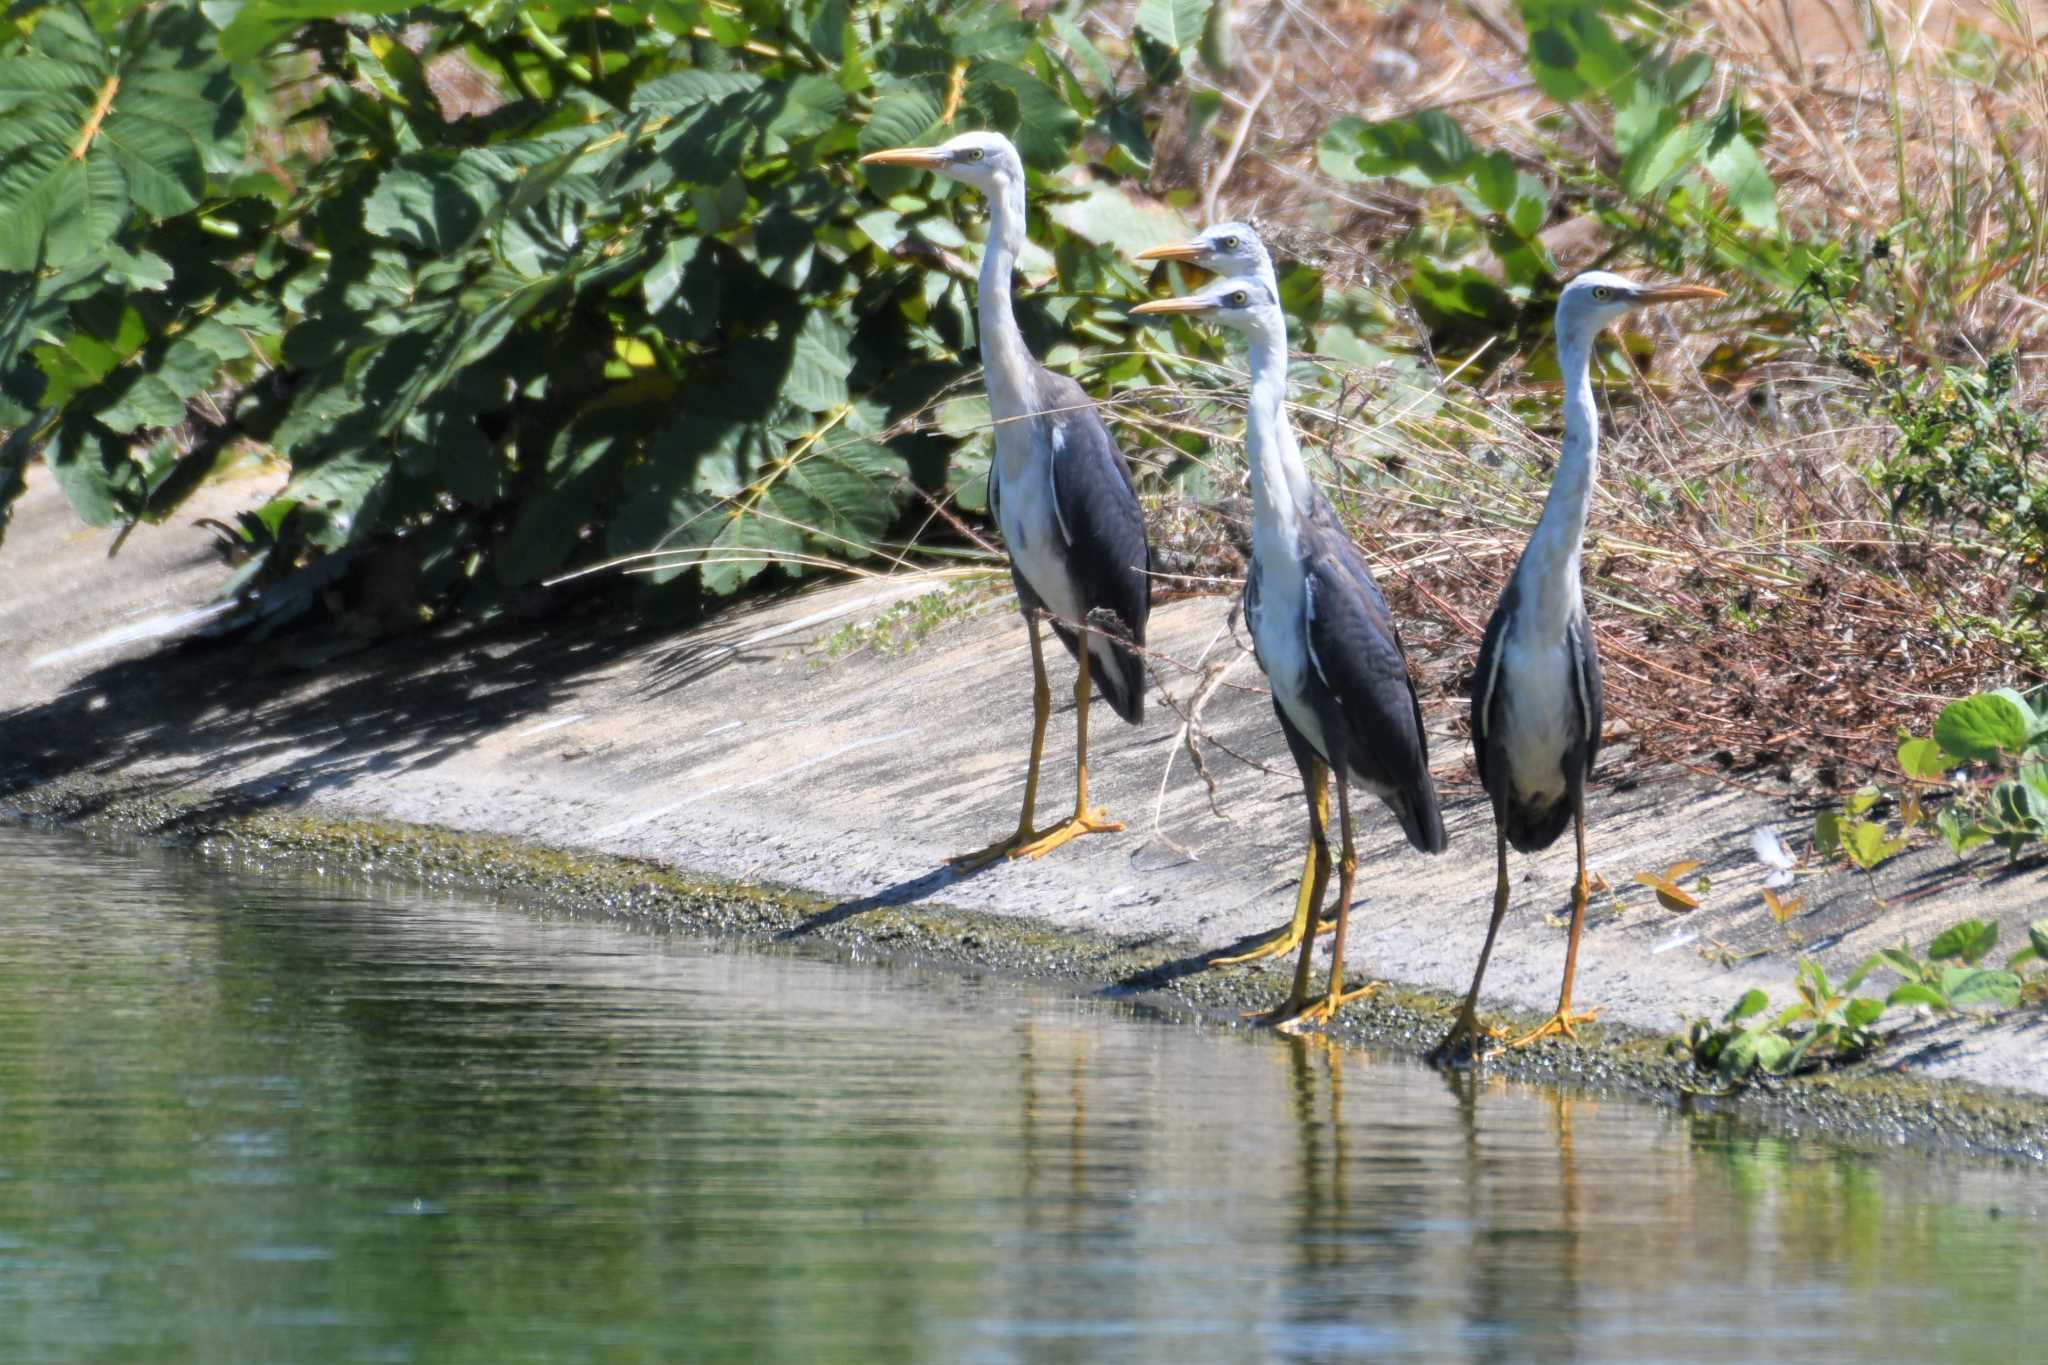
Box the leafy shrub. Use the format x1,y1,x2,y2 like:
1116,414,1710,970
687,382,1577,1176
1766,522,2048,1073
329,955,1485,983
0,0,1245,631
1315,0,1794,353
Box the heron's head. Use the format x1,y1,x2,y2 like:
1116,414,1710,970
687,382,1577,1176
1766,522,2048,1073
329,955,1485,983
1133,222,1271,280
1130,276,1283,339
859,131,1022,194
1556,270,1725,338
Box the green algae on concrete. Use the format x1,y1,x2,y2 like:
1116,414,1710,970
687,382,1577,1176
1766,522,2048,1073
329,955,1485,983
7,774,2046,1162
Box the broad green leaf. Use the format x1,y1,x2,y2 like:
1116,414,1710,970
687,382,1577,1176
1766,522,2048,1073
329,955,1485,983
1844,785,1881,817
1724,988,1769,1022
96,371,186,433
2033,920,2048,959
1936,805,1990,855
1897,737,1949,780
1940,967,2021,1009
1750,1031,1794,1075
1844,820,1905,870
1703,128,1779,231
1928,919,1997,964
1134,0,1214,54
1842,998,1885,1030
860,87,944,156
45,416,133,526
1991,777,2048,831
964,62,1078,171
364,153,506,253
1934,691,2032,761
1813,807,1844,858
1318,110,1477,186
1620,121,1707,199
1885,983,1949,1010
219,0,419,63
1046,179,1187,257
784,311,854,413
1521,0,1635,102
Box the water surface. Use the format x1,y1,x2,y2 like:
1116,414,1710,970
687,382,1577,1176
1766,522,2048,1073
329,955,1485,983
0,824,2040,1362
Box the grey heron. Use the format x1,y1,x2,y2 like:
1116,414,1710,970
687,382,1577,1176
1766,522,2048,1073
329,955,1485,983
1137,223,1340,968
1133,222,1276,289
1432,271,1724,1060
1132,275,1446,1028
860,132,1152,870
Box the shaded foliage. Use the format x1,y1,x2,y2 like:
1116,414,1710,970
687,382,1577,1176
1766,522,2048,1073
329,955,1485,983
0,0,1243,629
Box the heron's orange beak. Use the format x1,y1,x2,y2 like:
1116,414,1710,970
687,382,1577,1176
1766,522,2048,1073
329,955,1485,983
1129,297,1214,317
1134,241,1205,263
859,146,950,169
1634,283,1726,304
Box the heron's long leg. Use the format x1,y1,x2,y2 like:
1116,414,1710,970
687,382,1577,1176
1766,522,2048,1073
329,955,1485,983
1012,653,1122,860
1427,824,1511,1065
948,614,1055,870
1278,780,1382,1031
1507,789,1601,1048
1217,759,1334,967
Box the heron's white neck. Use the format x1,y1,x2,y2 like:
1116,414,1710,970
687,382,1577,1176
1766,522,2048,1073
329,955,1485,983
975,175,1037,417
1517,324,1599,634
1242,318,1317,549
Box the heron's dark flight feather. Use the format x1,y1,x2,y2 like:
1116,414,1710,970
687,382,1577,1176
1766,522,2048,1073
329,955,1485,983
1290,498,1446,854
995,365,1150,724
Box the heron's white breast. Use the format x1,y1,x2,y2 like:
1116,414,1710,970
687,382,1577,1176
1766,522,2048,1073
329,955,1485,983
993,427,1083,628
1248,532,1326,763
1496,625,1575,802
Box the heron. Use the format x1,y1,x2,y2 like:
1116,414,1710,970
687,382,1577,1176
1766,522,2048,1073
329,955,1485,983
1132,274,1446,1028
1133,221,1276,292
1432,271,1723,1060
860,132,1151,870
1136,223,1340,968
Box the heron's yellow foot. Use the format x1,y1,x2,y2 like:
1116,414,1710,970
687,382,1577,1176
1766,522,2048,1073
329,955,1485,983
946,830,1034,872
1272,980,1382,1034
1009,808,1122,860
1505,1006,1600,1049
1426,1008,1509,1066
1210,914,1336,967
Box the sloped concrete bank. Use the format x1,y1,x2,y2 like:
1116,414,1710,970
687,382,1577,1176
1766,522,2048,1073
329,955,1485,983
3,468,2045,1158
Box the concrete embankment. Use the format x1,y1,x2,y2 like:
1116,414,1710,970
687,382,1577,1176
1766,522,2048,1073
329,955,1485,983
3,467,2044,1155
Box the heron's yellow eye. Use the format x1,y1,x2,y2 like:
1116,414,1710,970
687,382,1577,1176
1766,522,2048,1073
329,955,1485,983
1220,236,1238,249
1593,286,1612,300
1229,290,1249,306
963,148,984,161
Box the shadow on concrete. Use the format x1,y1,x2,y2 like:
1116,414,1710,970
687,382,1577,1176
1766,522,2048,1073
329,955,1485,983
0,596,712,833
779,864,963,939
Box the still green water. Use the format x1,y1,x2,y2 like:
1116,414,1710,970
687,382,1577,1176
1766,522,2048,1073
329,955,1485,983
0,824,2040,1363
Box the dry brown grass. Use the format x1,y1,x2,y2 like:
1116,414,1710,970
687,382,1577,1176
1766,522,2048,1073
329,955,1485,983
1056,1,2048,799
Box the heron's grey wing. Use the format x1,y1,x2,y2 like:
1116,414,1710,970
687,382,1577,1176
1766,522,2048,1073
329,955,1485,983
1034,369,1150,721
1299,505,1445,852
1567,604,1604,786
1469,576,1518,806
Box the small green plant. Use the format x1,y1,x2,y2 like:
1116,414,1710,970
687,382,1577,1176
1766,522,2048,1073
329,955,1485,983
811,578,998,662
1913,688,2048,860
1679,917,2048,1089
1679,958,1885,1087
1813,688,2048,872
1861,919,2025,1013
1873,350,2047,629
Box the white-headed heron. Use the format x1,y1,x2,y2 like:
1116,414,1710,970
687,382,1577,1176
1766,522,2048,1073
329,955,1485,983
861,132,1152,870
1133,222,1276,288
1135,223,1340,968
1132,273,1446,1029
1433,270,1724,1060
